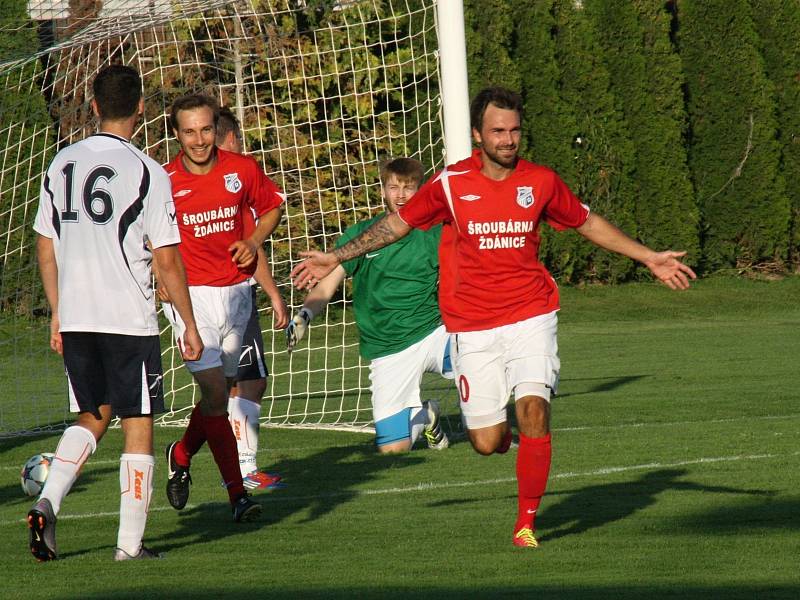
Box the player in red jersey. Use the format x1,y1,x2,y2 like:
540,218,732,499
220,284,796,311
292,87,696,547
159,94,284,522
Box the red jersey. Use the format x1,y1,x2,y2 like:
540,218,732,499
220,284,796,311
398,149,590,332
165,149,284,286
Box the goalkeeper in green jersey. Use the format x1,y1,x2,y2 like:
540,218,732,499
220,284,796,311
286,158,452,453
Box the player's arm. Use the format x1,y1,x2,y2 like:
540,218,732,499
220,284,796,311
576,212,697,290
252,245,289,329
152,244,204,361
230,206,283,270
286,264,346,352
291,212,410,289
36,234,62,355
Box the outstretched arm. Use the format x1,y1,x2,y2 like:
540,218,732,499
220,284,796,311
286,265,346,352
291,212,410,289
576,212,697,290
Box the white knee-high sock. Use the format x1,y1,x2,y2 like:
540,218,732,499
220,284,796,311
228,396,261,475
40,425,96,514
117,453,154,556
409,406,427,447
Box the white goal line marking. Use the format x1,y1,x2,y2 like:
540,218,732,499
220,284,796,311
2,450,796,527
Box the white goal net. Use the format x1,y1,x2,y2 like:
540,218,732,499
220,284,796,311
0,0,458,437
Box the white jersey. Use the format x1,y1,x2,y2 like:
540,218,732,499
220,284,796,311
34,133,180,335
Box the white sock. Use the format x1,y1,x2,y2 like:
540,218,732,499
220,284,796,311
409,406,427,447
40,425,96,514
117,453,154,556
228,396,261,475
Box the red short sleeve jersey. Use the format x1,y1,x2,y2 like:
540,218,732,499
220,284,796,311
165,149,284,286
398,149,589,332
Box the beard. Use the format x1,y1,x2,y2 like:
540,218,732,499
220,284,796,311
482,144,518,169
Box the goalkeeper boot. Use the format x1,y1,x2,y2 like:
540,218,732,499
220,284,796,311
165,441,192,510
513,526,540,549
114,545,163,560
232,493,262,522
27,498,57,561
423,400,449,450
243,469,283,491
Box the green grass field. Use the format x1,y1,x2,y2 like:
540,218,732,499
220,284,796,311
1,276,798,598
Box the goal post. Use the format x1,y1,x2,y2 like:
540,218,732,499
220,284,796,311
0,0,470,437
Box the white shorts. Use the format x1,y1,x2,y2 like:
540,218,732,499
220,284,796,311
162,281,251,377
369,324,453,423
452,311,560,429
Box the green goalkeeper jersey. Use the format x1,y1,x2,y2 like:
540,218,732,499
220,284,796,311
338,215,442,360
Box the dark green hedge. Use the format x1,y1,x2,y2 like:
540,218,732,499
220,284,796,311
463,0,797,278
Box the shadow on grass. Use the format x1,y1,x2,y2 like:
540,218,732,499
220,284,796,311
539,468,772,543
151,442,424,553
557,374,648,399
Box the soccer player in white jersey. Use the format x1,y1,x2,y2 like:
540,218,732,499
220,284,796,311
292,87,696,548
286,158,451,453
28,64,203,562
216,107,287,488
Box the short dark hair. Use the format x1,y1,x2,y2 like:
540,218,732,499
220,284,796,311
92,64,142,121
470,87,523,132
169,93,219,132
380,157,425,187
215,106,241,146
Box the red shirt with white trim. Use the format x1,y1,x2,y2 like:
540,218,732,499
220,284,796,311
165,149,284,286
398,149,590,332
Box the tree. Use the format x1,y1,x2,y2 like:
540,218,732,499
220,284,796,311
547,0,639,282
749,0,800,269
587,0,699,264
464,0,520,97
678,0,790,272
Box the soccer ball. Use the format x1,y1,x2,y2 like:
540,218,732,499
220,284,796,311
20,453,54,497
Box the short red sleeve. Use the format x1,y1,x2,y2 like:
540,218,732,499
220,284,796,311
397,173,453,230
243,157,284,218
542,170,590,231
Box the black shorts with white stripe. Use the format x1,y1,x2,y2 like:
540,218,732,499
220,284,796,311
61,332,165,417
236,286,269,382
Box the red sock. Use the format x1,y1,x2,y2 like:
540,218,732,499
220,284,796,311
514,432,552,533
204,414,245,503
175,404,206,466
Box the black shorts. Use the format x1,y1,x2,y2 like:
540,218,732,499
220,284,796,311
62,332,165,417
236,286,268,382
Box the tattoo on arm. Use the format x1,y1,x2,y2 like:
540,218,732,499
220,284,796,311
332,215,401,263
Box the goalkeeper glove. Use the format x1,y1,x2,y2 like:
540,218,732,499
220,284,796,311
286,308,313,353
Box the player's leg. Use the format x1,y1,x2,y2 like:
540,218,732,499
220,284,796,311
104,333,164,560
419,325,453,450
228,287,272,486
505,311,560,548
116,416,158,560
451,329,511,456
369,340,433,453
209,282,260,519
28,332,107,561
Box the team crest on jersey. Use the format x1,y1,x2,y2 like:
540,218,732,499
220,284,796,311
516,186,534,209
224,173,242,193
